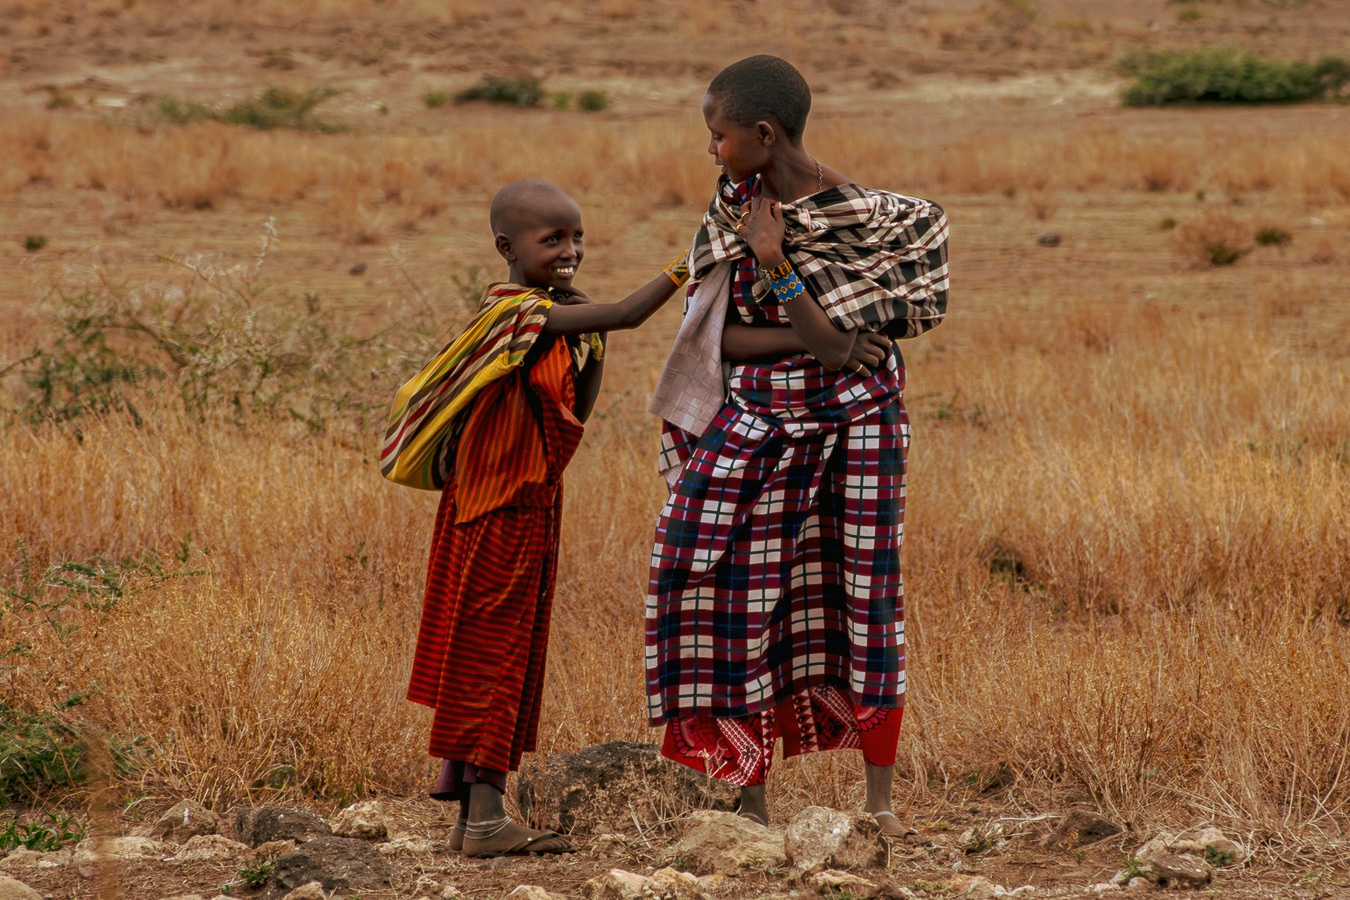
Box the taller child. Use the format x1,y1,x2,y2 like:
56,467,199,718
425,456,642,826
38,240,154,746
647,56,950,831
387,178,686,857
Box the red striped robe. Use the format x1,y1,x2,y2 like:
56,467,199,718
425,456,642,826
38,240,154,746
406,336,583,772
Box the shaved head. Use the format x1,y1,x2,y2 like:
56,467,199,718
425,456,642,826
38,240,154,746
490,178,579,237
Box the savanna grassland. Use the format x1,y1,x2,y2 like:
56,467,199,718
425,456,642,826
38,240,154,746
2,0,1350,896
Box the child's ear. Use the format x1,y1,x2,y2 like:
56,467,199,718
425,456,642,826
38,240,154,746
494,232,515,261
756,120,777,146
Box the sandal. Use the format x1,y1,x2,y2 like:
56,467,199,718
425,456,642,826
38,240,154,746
871,810,920,841
735,807,769,826
461,815,573,859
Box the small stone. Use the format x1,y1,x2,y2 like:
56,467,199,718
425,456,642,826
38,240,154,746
349,262,367,275
172,834,250,863
375,836,438,855
1038,232,1061,247
254,839,298,858
1126,877,1151,890
441,886,464,900
507,887,563,900
150,800,222,843
271,836,395,893
158,894,206,900
281,883,329,900
1136,852,1211,890
412,875,442,895
805,870,879,897
1088,885,1122,894
582,868,710,900
784,807,888,875
1042,809,1123,850
0,876,42,900
329,800,389,842
942,874,1003,899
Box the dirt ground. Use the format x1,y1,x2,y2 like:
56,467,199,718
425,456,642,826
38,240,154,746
4,1,1350,898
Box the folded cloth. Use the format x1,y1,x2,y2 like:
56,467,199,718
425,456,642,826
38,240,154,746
647,262,733,439
381,284,601,491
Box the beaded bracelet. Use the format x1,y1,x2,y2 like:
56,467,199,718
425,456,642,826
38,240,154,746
663,252,691,287
763,259,805,302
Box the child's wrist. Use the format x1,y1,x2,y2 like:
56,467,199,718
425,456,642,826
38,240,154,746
663,252,690,287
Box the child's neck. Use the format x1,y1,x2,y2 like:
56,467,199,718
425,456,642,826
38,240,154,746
757,146,819,203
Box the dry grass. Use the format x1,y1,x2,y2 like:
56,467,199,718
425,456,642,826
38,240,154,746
5,0,1350,864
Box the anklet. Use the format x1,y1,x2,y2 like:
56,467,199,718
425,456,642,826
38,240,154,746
464,815,512,840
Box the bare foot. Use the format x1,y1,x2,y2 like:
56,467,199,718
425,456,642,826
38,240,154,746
447,819,466,853
462,819,572,858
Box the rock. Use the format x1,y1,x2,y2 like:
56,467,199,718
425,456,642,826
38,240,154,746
804,870,879,897
1037,232,1061,247
150,800,223,843
942,874,1004,899
1042,809,1124,850
375,836,438,855
0,851,43,870
507,887,564,900
784,807,888,875
1135,852,1211,890
271,835,395,894
517,741,736,834
583,869,648,900
1136,827,1246,867
281,883,329,900
234,806,332,847
349,262,367,275
582,867,710,900
667,810,786,874
329,800,390,842
255,839,298,858
73,837,170,877
1126,877,1151,890
0,876,41,900
172,834,251,862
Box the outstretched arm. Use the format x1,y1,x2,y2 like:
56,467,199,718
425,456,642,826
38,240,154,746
741,197,855,371
542,271,682,335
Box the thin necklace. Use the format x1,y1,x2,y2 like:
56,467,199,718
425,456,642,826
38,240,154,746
810,156,824,192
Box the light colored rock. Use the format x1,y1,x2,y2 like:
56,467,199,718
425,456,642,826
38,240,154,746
441,886,464,900
1136,852,1211,890
804,870,879,897
668,810,786,874
281,883,330,900
1136,827,1246,867
158,894,206,900
1088,884,1122,894
411,875,442,895
1000,888,1036,898
583,869,649,900
1126,877,1151,890
329,800,390,842
942,874,1004,899
375,836,438,855
74,836,170,877
0,875,42,900
507,886,564,900
254,839,299,858
581,867,710,900
150,800,223,843
784,807,888,875
172,834,250,863
0,851,43,870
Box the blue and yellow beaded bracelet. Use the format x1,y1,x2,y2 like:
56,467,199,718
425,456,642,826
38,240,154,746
762,258,805,301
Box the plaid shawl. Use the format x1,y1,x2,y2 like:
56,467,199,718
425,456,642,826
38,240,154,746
693,174,949,337
380,284,602,491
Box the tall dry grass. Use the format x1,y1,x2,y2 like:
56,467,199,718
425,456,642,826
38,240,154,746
4,252,1349,855
5,109,1350,248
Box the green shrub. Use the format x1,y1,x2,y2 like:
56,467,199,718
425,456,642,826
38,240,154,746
577,90,610,112
455,75,544,107
1119,47,1350,106
139,87,344,132
549,92,570,110
222,86,344,131
0,704,87,805
423,90,450,109
1255,226,1293,246
23,235,46,252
